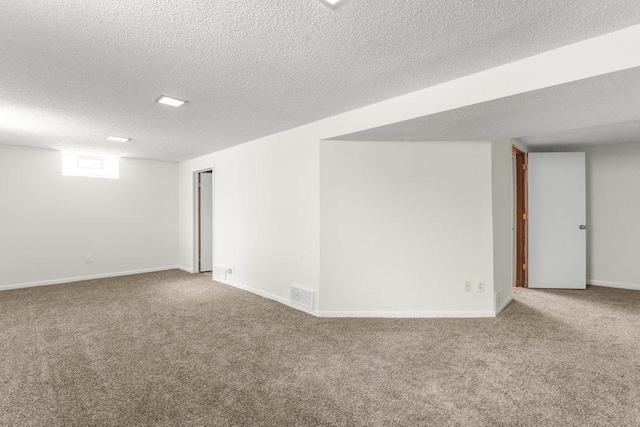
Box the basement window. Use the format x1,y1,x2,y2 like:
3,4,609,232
62,153,119,179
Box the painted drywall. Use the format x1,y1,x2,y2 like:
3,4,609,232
319,140,495,314
177,28,640,315
177,133,320,308
491,140,514,311
584,142,640,289
0,145,178,287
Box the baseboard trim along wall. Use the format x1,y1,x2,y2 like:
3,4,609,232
317,310,496,318
494,292,514,315
178,265,195,274
0,266,182,292
2,270,510,318
214,276,498,318
589,280,640,291
214,276,319,316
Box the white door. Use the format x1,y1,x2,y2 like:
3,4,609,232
199,172,213,272
528,153,586,289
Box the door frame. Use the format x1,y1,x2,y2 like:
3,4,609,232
513,146,528,288
192,167,214,274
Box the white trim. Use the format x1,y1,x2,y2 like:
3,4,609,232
214,277,319,316
178,265,194,274
589,280,640,291
317,310,496,318
495,292,514,315
213,277,496,318
4,270,504,318
0,266,181,292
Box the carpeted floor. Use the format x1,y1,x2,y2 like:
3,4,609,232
1,270,639,426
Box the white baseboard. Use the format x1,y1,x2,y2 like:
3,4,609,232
588,280,640,291
495,292,514,315
4,269,505,319
213,276,496,318
317,310,496,318
213,276,319,316
0,266,182,292
177,265,194,274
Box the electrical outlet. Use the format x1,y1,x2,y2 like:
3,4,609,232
477,281,485,292
85,255,92,264
464,281,472,292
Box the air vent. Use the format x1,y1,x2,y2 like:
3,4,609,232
291,285,314,310
213,265,232,280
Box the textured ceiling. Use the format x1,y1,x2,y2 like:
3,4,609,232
334,67,640,149
1,1,640,161
520,120,640,150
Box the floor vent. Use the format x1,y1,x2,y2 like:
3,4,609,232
213,265,230,280
291,285,314,310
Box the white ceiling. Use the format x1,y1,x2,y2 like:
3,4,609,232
519,120,640,150
333,67,640,149
1,1,640,161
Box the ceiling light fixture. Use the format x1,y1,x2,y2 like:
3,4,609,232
320,0,343,8
156,95,187,107
107,136,130,142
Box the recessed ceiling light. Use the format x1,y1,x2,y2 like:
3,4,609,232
321,0,343,8
107,136,130,142
156,95,187,107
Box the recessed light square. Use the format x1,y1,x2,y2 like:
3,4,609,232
107,136,130,142
156,95,187,107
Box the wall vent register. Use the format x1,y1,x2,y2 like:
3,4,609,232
213,265,233,280
291,285,314,310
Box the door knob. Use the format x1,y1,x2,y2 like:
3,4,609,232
579,225,587,230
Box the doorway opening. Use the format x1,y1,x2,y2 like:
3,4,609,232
512,146,528,288
196,170,213,273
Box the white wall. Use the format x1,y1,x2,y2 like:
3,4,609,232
0,145,178,287
319,140,495,314
584,142,640,290
176,29,638,315
491,140,514,312
178,133,320,309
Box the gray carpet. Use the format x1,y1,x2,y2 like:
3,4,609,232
1,270,639,426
